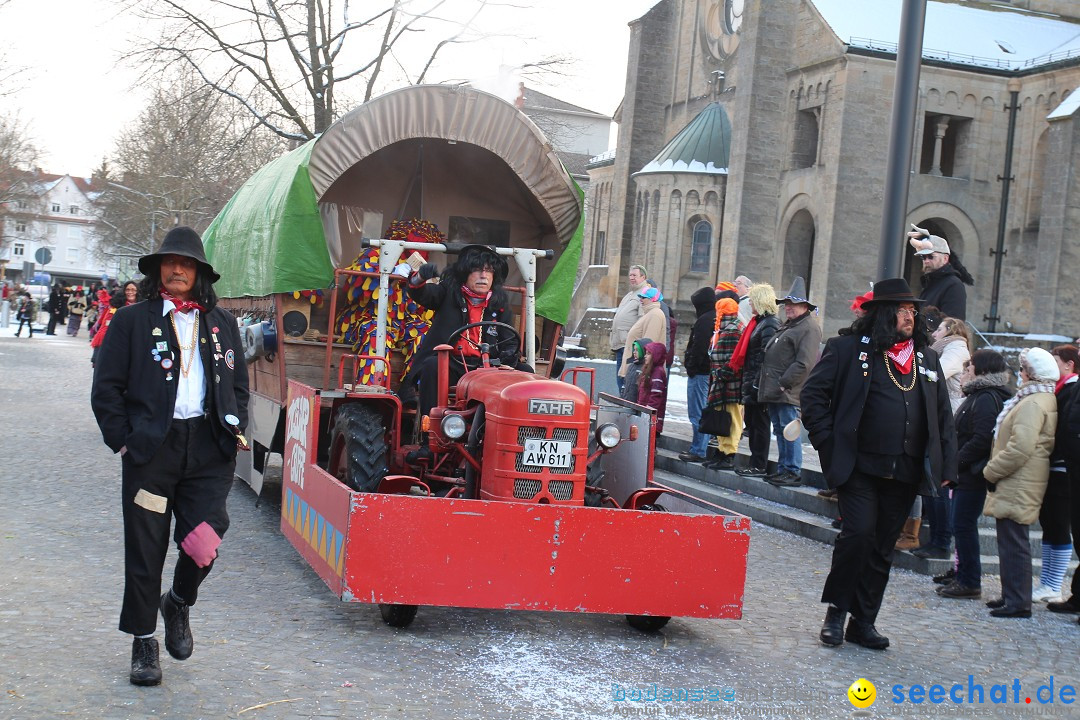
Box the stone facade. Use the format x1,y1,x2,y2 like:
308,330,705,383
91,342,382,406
587,0,1080,339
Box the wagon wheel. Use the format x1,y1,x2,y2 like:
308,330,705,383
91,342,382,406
327,403,388,492
626,504,671,632
379,603,419,628
446,321,521,363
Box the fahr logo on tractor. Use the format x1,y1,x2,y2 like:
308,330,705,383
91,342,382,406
207,84,748,635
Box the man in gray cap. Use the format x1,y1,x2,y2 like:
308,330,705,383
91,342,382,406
908,225,974,320
92,226,249,686
757,277,821,487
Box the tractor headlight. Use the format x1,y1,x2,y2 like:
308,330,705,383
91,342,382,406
441,414,467,440
596,423,621,449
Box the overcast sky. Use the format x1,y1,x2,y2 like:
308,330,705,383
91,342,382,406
1,0,659,178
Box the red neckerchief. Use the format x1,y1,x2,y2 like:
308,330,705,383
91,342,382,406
886,338,915,374
729,315,757,373
1056,373,1077,394
458,286,491,357
160,287,205,313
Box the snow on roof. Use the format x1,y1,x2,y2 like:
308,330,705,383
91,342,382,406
811,0,1080,71
1048,91,1080,120
635,102,731,176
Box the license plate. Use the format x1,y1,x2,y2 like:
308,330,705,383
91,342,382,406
521,439,572,468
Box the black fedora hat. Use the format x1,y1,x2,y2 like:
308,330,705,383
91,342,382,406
862,278,924,306
138,226,220,283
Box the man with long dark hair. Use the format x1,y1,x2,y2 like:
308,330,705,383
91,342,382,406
403,244,526,460
801,278,957,650
91,226,249,686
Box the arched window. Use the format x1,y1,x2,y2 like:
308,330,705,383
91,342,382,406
690,220,712,273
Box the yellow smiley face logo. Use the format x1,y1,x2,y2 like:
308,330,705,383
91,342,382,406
847,678,876,709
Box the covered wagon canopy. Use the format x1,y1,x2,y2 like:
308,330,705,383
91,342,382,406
204,84,584,324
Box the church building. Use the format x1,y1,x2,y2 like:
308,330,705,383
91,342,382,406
580,0,1080,337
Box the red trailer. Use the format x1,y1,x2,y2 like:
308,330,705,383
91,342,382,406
204,85,750,629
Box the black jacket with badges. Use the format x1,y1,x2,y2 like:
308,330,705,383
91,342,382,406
91,299,249,466
800,332,957,493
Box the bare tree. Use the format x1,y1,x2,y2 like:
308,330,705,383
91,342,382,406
123,0,566,141
93,71,287,264
0,114,42,255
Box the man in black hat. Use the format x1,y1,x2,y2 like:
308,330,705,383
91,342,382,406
801,278,956,650
91,226,249,686
402,244,527,460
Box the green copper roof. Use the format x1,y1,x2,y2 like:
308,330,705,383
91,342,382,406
636,102,731,176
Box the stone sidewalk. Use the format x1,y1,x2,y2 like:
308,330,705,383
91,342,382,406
0,328,1076,720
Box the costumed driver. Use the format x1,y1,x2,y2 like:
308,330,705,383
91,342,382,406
402,244,528,460
91,227,249,687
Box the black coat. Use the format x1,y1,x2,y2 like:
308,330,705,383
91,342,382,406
919,264,968,319
800,333,957,492
1052,378,1079,471
91,300,249,466
953,373,1013,491
683,287,716,378
741,313,779,404
406,281,517,375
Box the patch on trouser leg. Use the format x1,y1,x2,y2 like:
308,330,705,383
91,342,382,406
133,488,168,514
180,522,222,567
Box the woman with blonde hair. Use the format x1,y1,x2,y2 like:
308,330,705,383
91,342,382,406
931,316,972,413
733,283,780,476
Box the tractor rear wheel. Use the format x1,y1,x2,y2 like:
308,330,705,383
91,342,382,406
379,603,419,628
626,615,671,632
329,403,388,493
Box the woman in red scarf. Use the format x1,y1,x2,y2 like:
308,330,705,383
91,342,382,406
90,282,138,366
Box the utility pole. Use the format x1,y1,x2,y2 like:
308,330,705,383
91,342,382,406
877,0,928,280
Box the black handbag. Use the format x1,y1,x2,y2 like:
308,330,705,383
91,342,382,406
698,406,732,437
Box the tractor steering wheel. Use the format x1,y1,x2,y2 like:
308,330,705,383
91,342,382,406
446,321,521,364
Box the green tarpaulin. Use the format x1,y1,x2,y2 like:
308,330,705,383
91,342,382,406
534,178,583,325
203,140,335,299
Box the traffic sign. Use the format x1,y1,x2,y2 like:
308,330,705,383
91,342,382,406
34,248,52,265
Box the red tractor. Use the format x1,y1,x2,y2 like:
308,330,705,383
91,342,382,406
206,85,750,631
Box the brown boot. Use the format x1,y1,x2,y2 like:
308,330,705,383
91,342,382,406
895,518,921,550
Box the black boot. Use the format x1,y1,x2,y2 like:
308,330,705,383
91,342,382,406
130,637,162,686
819,605,845,647
405,435,432,465
160,591,193,660
845,617,890,649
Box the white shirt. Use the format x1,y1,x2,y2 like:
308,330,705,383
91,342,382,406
163,300,207,419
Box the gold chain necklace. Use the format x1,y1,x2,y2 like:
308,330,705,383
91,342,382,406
169,310,200,377
883,352,916,392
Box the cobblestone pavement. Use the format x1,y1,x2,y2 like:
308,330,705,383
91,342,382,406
1,329,1076,720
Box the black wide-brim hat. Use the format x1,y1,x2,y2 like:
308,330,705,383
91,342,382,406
138,226,221,283
454,243,509,284
861,277,925,307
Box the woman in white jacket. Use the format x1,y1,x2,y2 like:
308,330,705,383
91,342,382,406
931,317,972,413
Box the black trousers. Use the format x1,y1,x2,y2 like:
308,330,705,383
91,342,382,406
821,471,918,623
120,416,234,635
744,402,770,468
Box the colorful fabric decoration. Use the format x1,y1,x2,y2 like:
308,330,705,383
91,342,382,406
333,218,444,385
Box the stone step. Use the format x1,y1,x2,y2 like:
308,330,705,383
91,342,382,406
654,444,1078,577
652,467,994,576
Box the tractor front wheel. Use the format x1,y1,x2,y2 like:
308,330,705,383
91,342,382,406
328,403,388,492
379,603,419,628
